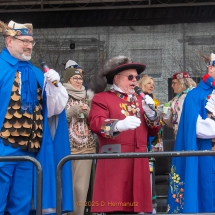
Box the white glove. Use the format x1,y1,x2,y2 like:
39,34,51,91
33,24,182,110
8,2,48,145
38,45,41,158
142,95,156,118
205,96,215,115
157,104,164,117
44,69,60,85
116,116,141,132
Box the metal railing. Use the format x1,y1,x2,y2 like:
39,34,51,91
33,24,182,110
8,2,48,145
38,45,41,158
0,156,42,215
1,0,215,12
56,150,215,215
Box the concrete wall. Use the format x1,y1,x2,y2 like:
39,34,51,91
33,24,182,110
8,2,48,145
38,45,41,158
1,22,214,103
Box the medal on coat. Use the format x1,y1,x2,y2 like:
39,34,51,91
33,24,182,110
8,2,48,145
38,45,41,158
117,92,141,118
120,103,129,116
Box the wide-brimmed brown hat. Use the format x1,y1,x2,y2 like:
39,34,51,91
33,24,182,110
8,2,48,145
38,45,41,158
88,56,146,94
103,56,146,84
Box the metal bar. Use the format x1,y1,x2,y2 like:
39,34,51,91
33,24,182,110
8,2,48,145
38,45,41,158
56,150,215,215
78,213,215,215
1,2,215,13
0,0,150,5
93,213,215,215
156,195,167,198
182,24,186,71
156,214,214,215
0,0,214,7
59,150,215,160
0,156,42,215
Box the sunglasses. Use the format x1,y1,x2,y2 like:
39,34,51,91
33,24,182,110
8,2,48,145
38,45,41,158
68,65,84,74
118,74,141,81
70,65,79,69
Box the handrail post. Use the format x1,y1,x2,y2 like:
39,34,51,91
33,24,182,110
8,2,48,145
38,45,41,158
56,155,71,215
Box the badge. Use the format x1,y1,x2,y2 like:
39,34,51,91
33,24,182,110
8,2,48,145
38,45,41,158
131,108,136,113
127,106,131,111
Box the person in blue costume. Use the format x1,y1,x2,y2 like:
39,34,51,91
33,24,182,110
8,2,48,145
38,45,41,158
167,52,215,213
0,20,73,215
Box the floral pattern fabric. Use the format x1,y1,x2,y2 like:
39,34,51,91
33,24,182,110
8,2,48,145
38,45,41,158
163,92,187,137
167,165,184,214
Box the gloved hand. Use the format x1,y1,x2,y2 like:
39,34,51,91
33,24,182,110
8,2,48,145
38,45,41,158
116,116,141,132
157,104,164,117
44,69,60,85
142,95,156,118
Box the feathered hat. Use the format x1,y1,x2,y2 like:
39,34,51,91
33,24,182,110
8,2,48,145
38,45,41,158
0,20,33,37
88,55,146,94
197,50,215,67
206,53,215,67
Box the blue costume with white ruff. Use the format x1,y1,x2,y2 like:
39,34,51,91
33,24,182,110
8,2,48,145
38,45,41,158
167,79,215,213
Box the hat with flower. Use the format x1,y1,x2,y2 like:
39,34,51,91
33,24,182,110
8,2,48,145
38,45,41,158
172,72,190,80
